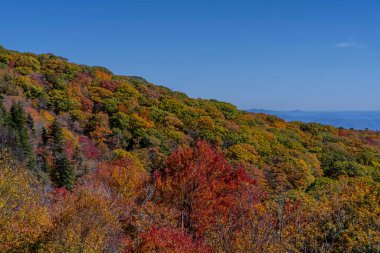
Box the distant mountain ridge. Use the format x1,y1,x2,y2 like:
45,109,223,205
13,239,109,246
249,109,380,130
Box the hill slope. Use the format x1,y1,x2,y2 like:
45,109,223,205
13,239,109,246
0,46,379,252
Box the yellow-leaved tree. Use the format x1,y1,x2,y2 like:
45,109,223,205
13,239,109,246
0,155,51,252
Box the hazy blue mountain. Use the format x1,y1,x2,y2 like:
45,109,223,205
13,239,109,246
249,109,380,131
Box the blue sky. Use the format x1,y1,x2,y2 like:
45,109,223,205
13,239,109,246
1,0,380,110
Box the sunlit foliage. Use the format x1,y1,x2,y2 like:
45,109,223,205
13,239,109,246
0,46,379,252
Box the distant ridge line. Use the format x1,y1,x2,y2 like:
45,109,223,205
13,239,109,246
248,109,380,131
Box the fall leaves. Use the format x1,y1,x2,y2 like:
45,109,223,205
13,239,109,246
0,46,380,252
156,141,258,243
0,160,50,252
1,139,379,252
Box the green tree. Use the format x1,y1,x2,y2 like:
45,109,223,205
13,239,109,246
10,103,30,151
41,126,49,145
26,113,35,133
9,103,35,168
51,120,75,190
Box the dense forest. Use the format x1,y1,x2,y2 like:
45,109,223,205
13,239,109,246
0,46,379,252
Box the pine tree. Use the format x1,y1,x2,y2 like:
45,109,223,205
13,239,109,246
50,120,75,190
41,127,49,146
26,113,35,134
0,99,7,125
38,127,51,173
51,121,63,150
41,153,51,173
9,103,35,168
0,98,7,120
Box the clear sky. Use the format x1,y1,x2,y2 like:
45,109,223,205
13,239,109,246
1,0,380,110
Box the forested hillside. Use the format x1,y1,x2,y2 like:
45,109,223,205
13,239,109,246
0,46,379,252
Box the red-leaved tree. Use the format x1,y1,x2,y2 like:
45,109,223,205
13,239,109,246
136,226,210,253
156,140,261,251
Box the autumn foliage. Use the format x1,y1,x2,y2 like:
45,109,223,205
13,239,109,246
136,226,210,253
156,140,261,250
0,46,379,252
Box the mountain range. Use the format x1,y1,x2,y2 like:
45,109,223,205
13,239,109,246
249,109,380,130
